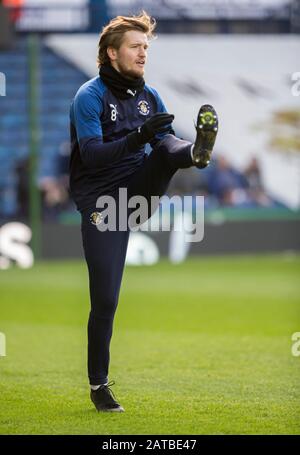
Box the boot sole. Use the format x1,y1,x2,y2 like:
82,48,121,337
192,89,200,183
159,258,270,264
193,105,218,168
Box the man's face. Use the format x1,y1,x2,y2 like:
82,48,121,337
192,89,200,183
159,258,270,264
108,30,149,79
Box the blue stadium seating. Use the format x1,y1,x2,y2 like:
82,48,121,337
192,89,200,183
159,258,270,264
0,38,88,218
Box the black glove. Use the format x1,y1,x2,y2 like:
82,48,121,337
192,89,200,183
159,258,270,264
127,113,175,148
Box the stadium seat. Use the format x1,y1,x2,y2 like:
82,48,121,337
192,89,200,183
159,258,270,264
0,38,88,218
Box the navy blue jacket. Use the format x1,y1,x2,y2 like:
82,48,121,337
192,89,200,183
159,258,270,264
69,75,170,211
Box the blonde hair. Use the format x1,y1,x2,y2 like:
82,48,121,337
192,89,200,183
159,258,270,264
97,11,156,68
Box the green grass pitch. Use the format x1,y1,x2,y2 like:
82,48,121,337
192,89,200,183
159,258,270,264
0,254,299,434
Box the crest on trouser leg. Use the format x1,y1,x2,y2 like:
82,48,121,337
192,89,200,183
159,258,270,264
90,211,103,226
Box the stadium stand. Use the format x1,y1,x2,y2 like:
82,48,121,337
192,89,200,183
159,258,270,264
0,33,299,220
0,38,88,219
47,34,300,209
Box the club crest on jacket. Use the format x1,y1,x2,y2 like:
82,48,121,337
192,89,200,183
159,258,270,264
137,100,150,116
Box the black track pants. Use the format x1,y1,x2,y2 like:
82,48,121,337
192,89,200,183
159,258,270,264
80,135,193,385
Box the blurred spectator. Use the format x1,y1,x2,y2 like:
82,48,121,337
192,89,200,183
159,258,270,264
15,155,29,219
38,141,72,220
203,154,283,208
206,155,250,207
0,167,18,220
243,157,274,207
38,176,68,221
57,140,71,193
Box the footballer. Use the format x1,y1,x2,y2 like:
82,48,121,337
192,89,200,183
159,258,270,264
69,11,218,412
